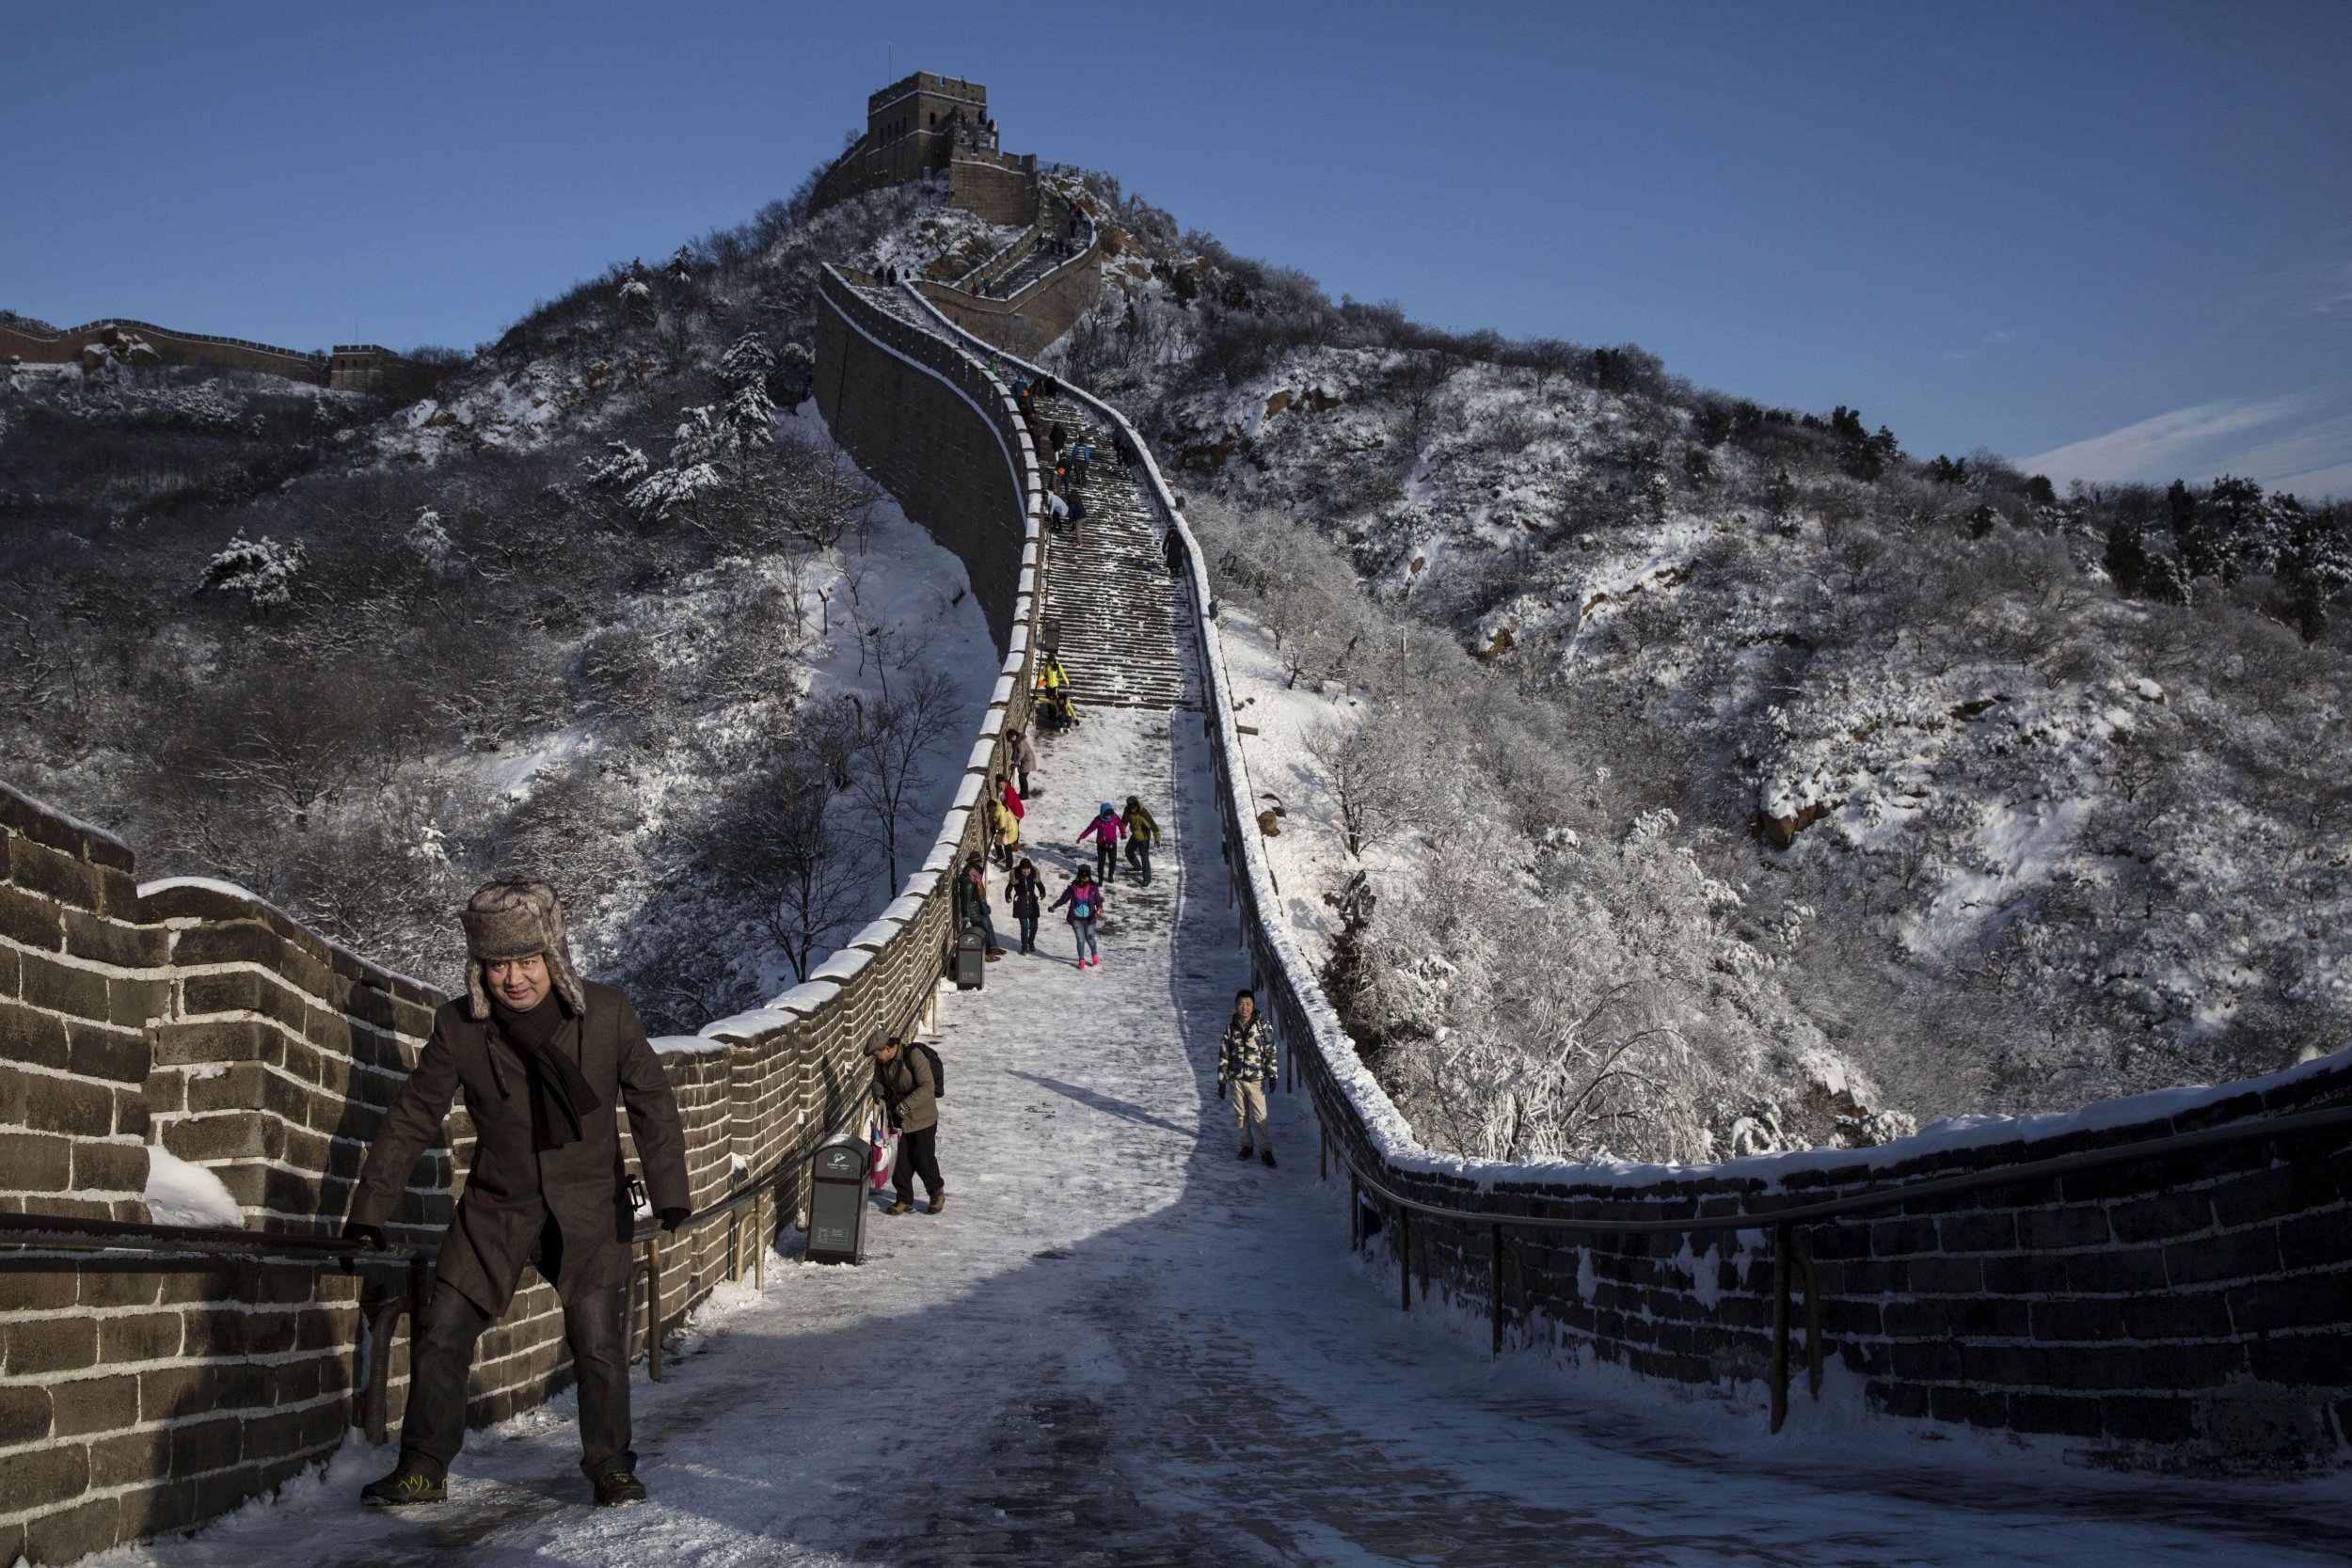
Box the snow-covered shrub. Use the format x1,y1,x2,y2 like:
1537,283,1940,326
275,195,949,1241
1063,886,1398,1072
199,532,307,611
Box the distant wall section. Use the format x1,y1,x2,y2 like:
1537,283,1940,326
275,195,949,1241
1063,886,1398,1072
1,318,403,391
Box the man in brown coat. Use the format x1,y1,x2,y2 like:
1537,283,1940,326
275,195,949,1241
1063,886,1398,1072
868,1036,944,1214
342,881,691,1509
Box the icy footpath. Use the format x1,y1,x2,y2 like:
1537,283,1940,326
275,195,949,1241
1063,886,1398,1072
92,700,2352,1566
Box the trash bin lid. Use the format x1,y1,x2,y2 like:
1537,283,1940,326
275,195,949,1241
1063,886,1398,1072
812,1137,870,1181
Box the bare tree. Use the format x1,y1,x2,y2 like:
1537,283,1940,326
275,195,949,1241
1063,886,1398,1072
707,738,876,982
1386,350,1454,454
186,659,386,831
1303,721,1418,858
834,667,966,889
1522,337,1578,397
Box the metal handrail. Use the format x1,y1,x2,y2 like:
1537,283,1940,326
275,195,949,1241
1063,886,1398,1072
1324,1090,2352,1428
0,1210,419,1261
0,1210,436,1446
625,981,933,1376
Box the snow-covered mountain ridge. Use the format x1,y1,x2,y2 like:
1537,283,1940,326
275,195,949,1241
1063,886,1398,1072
1041,172,2347,1152
0,176,1008,1031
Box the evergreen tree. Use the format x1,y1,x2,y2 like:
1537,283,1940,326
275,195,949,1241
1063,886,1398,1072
2198,475,2266,582
2281,503,2351,642
2144,552,2193,606
719,332,778,454
2104,516,2149,597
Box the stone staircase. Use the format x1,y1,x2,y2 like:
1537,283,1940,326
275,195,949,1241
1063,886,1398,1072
1029,390,1189,711
849,277,1187,711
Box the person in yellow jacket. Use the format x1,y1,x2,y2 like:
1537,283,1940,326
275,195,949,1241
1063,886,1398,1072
1035,655,1077,728
989,791,1020,870
1120,795,1162,886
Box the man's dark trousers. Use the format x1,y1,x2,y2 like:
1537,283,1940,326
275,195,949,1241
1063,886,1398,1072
401,1270,632,1478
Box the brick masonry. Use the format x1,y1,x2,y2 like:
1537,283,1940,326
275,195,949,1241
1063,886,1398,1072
0,269,1048,1560
809,71,1039,227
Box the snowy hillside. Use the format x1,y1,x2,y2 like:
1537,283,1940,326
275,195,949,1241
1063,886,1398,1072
0,177,1004,1030
1045,172,2349,1151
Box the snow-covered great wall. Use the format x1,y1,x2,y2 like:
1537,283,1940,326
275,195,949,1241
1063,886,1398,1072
0,279,1048,1562
3,215,2349,1564
872,284,2352,1473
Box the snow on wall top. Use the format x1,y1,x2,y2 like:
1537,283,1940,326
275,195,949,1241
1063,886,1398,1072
137,875,439,997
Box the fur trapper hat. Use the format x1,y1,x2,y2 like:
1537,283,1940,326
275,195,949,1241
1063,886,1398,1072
460,880,587,1021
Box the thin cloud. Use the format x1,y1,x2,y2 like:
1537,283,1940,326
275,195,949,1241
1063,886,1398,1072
2304,262,2352,316
2026,393,2351,500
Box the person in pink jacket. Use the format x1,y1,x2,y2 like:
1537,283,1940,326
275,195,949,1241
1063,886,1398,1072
1076,801,1127,884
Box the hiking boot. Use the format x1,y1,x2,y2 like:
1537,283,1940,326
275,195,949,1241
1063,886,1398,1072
985,949,1004,961
887,1197,914,1215
1262,1150,1278,1169
592,1467,647,1508
1237,1146,1255,1161
360,1456,446,1506
927,1191,947,1214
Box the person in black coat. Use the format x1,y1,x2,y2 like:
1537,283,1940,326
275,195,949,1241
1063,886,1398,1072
1008,857,1044,955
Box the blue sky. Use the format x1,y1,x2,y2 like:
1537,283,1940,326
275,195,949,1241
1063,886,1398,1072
5,2,2346,497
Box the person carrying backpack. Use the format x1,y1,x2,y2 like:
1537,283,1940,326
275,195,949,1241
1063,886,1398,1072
1050,866,1106,969
956,857,1005,961
1009,858,1044,955
867,1036,945,1214
1076,801,1127,884
1120,796,1161,886
1218,990,1279,1166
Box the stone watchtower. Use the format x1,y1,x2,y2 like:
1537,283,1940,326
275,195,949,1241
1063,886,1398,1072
807,72,1040,227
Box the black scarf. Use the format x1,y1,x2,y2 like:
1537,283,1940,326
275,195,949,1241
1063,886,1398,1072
491,994,601,1150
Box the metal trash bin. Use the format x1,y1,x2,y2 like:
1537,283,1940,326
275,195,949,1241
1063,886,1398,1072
805,1134,870,1264
953,921,987,990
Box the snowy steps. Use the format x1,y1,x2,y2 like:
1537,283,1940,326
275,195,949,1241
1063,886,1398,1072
1032,391,1190,711
846,280,1188,710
